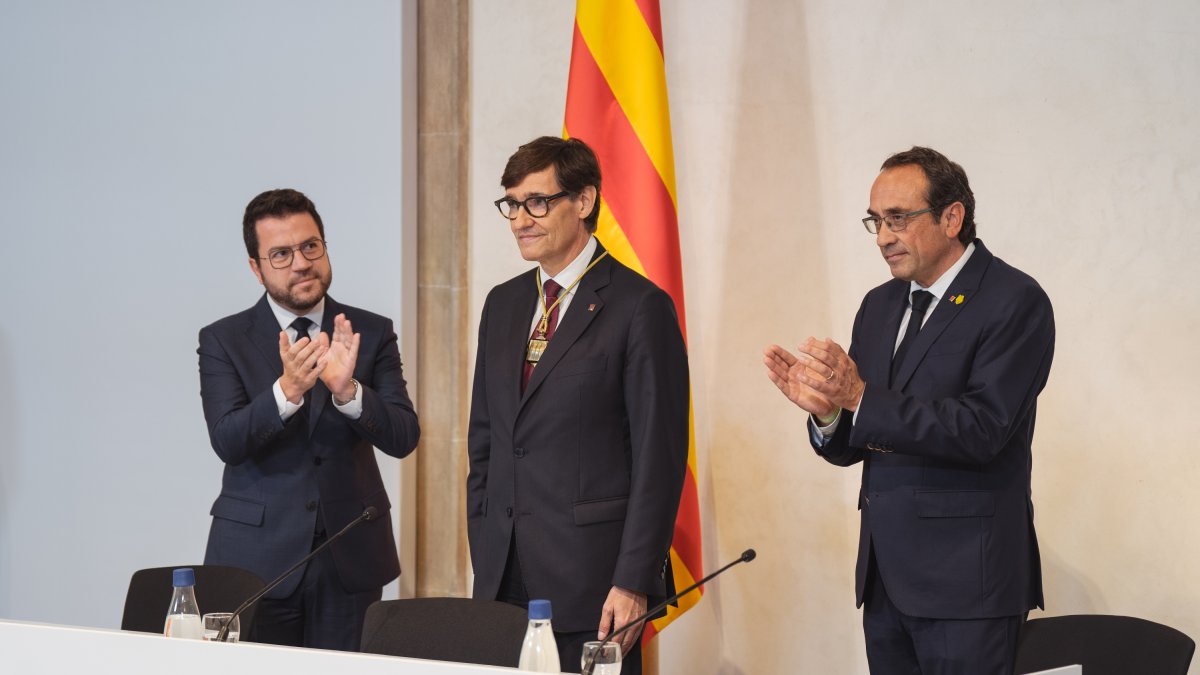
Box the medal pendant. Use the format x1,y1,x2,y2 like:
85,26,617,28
526,337,549,363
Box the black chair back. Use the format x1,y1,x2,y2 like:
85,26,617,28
1016,614,1195,675
360,597,528,667
121,565,265,636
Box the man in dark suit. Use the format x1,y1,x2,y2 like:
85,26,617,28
199,188,420,651
468,137,690,673
764,147,1054,674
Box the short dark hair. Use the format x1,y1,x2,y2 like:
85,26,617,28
881,146,976,245
501,136,602,232
242,188,325,259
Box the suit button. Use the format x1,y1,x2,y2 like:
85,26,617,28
506,507,513,517
306,500,318,512
514,447,526,458
313,457,322,466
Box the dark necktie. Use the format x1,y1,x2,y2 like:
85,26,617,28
889,290,934,387
522,279,563,393
290,317,315,344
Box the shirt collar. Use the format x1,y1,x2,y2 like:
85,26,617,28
265,294,325,332
910,241,976,303
540,235,598,295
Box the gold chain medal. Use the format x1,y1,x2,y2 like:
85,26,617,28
526,315,550,363
524,251,609,365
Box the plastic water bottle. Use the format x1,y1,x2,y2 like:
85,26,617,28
163,568,204,639
518,599,560,672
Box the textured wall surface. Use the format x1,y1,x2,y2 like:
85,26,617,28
469,1,1200,672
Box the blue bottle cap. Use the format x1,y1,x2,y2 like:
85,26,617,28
528,599,552,621
172,568,195,587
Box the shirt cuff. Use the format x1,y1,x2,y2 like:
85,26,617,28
812,410,841,444
333,379,363,420
274,379,304,420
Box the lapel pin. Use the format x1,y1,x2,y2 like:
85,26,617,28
588,303,596,312
948,294,965,305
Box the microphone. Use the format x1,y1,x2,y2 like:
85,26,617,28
582,548,757,675
214,506,379,642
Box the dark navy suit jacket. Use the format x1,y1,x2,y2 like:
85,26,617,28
467,247,690,633
812,240,1054,619
198,294,419,599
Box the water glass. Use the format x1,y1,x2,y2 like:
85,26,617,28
201,612,240,643
581,641,622,674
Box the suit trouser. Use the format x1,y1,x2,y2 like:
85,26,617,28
252,531,382,651
863,554,1025,675
498,531,643,674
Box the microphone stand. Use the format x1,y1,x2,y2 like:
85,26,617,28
214,506,378,642
582,549,757,675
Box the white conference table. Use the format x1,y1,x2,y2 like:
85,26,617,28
0,619,563,674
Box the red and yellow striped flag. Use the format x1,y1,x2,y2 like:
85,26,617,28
564,0,703,642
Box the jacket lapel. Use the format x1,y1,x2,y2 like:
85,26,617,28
502,273,541,406
247,294,284,376
892,242,994,390
518,249,610,410
871,282,909,387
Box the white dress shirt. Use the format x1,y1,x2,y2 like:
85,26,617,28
527,235,599,338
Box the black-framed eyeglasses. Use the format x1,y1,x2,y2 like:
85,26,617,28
258,239,327,269
862,206,943,234
494,191,572,219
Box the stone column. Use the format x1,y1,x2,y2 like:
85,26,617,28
414,0,471,597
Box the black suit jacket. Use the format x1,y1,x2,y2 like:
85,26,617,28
813,240,1054,619
467,246,690,632
198,294,419,599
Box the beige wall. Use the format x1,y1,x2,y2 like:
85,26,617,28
468,1,1200,671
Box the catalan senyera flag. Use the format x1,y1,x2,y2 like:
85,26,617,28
564,0,703,643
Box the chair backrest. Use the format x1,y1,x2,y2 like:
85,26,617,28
121,565,266,636
1016,614,1196,675
359,598,529,667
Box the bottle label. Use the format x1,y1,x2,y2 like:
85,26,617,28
164,613,204,639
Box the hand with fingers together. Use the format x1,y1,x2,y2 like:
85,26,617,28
278,330,328,404
793,337,866,414
319,312,361,405
597,585,648,657
763,343,838,421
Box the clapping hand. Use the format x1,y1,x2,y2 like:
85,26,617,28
278,330,327,404
318,313,360,404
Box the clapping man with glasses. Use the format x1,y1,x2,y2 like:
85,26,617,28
765,147,1055,674
198,188,420,651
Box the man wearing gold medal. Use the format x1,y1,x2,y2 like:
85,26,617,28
467,136,690,674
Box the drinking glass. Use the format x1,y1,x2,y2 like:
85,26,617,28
581,641,622,674
201,613,240,643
